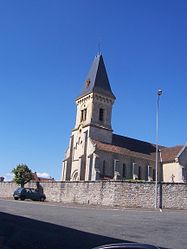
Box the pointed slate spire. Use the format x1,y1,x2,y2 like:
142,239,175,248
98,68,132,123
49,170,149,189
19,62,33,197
77,54,116,100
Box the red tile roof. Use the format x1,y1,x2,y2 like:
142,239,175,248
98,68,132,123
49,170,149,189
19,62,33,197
92,134,183,163
32,172,55,182
160,146,183,163
93,134,159,162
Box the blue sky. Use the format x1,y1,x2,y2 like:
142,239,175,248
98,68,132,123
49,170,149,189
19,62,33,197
0,0,186,180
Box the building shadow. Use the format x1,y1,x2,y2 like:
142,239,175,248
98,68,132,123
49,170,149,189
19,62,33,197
0,212,170,249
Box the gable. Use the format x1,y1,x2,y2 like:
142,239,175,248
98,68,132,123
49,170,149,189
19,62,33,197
178,144,187,166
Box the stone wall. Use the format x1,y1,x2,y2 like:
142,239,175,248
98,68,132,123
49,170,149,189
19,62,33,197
161,183,187,209
0,181,186,209
0,182,17,197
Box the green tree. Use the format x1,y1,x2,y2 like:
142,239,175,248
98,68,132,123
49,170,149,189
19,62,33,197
12,164,33,187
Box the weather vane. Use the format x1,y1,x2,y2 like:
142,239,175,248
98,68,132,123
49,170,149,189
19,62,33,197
98,41,102,55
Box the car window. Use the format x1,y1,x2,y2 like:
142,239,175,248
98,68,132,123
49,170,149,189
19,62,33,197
16,188,22,193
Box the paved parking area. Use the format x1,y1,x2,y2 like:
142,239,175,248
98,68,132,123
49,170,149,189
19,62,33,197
0,198,187,249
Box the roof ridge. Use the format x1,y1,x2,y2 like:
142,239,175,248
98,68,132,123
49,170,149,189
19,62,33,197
160,145,183,151
112,133,164,148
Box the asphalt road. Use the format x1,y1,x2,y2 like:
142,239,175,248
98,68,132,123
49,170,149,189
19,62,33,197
0,199,186,249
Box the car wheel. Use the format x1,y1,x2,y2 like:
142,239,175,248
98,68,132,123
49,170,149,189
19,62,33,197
14,197,19,200
40,197,45,202
20,197,25,201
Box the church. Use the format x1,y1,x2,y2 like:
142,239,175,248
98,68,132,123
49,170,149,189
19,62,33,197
61,54,187,183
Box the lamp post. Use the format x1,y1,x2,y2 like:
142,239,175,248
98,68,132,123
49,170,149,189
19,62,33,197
155,89,162,209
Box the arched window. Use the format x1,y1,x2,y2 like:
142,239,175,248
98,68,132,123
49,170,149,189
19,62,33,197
99,108,104,122
72,170,78,181
138,166,141,180
103,160,106,176
122,164,126,179
153,169,156,181
80,109,87,122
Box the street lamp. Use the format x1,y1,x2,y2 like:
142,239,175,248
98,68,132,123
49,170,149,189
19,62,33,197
155,89,162,209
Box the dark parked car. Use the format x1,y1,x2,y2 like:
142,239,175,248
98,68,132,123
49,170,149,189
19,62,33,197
92,243,160,249
13,187,46,201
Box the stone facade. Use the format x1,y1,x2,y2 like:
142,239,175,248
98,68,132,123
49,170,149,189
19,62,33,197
163,162,183,182
1,181,187,210
62,55,116,182
61,54,163,183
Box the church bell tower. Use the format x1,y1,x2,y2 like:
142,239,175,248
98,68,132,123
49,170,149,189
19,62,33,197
75,54,116,143
62,54,115,181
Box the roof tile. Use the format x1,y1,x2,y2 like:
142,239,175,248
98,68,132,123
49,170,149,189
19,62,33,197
161,146,183,163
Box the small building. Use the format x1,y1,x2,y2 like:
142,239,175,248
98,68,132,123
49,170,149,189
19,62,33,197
162,145,187,182
32,172,55,183
61,54,187,183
